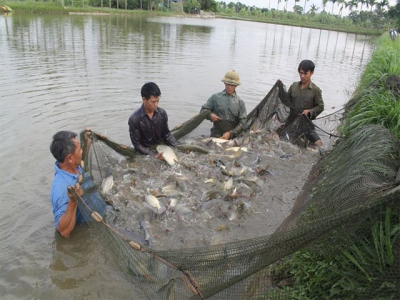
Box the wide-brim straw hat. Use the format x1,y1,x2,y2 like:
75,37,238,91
221,70,241,86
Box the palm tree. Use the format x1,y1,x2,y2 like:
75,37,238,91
277,0,282,10
337,0,345,15
375,0,388,17
322,0,329,12
359,0,366,11
346,0,358,12
308,3,319,15
366,0,376,12
376,0,389,11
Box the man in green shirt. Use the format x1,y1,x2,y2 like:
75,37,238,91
287,60,325,154
200,70,247,140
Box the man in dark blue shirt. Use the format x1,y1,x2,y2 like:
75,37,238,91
128,82,178,157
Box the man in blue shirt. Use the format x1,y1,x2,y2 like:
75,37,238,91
50,131,85,238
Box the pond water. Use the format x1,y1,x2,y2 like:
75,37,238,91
0,13,373,299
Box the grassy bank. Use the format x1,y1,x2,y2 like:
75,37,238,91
1,1,384,35
1,1,174,16
217,13,382,36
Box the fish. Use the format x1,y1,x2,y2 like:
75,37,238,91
223,178,233,191
176,144,210,154
203,189,228,201
202,137,235,146
225,147,248,152
237,176,264,189
251,155,261,165
167,198,178,211
101,175,114,194
144,194,165,215
107,224,145,244
221,166,248,177
228,210,239,221
156,145,178,166
139,216,153,246
158,184,179,196
173,204,192,215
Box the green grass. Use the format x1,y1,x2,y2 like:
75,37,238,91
1,1,177,16
2,1,68,13
343,88,400,140
340,34,400,139
217,13,382,36
269,207,400,299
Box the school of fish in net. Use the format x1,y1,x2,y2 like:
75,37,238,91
100,128,322,251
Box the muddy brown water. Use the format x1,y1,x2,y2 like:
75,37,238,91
0,14,373,299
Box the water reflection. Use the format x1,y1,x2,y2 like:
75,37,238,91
49,228,94,290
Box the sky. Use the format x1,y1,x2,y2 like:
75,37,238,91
234,0,397,16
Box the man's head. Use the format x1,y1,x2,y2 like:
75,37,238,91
50,131,82,165
298,60,315,85
221,70,240,96
221,70,241,86
141,82,161,114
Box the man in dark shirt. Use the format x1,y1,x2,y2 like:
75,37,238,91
128,82,178,157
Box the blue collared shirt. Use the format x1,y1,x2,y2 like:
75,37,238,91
50,162,85,228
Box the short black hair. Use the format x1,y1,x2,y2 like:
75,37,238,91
298,60,315,73
141,82,161,100
50,131,77,163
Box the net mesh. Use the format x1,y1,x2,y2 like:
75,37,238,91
68,80,399,299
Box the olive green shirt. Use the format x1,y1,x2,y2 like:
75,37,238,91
287,80,324,120
200,90,247,138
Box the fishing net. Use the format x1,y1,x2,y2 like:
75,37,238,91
68,80,399,299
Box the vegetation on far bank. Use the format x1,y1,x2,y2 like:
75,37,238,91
1,0,400,36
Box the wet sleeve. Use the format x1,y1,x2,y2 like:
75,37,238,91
310,87,324,119
128,116,151,155
230,99,247,138
200,95,215,120
51,185,69,229
162,112,179,147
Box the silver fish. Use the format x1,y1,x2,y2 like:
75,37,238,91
101,175,113,194
203,189,228,201
223,178,233,191
202,137,235,147
139,216,153,246
173,204,192,215
167,198,178,211
144,194,165,215
176,144,210,154
225,146,248,152
156,145,178,166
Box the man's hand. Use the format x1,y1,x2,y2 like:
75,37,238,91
210,113,221,123
301,109,310,116
221,132,231,140
67,183,83,199
155,151,165,161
